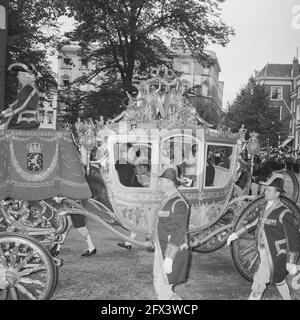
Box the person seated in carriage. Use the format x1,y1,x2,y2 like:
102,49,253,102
205,159,215,187
183,144,197,176
135,157,151,187
0,63,40,130
115,143,142,187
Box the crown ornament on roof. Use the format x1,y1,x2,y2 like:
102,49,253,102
27,142,43,153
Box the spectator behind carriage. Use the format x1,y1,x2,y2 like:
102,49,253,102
184,144,197,176
0,63,40,130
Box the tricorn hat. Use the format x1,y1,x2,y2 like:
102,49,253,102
159,164,181,185
8,63,38,76
259,173,285,193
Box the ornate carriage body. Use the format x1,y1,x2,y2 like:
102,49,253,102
96,124,245,242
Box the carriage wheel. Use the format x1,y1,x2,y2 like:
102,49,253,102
192,200,245,253
0,233,57,300
231,195,300,281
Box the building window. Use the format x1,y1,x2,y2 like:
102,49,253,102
62,57,72,68
181,62,190,74
202,67,210,75
46,111,53,124
270,86,283,101
39,110,45,123
63,79,70,88
201,81,209,96
62,74,70,89
194,63,202,75
297,86,300,99
80,58,88,69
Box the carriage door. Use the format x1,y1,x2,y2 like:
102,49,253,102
193,143,235,230
160,130,205,206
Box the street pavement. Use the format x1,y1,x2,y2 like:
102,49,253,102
51,173,300,300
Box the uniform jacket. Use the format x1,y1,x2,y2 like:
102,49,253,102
240,199,300,283
8,83,40,130
154,190,191,285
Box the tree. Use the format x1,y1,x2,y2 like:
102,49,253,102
56,0,234,121
5,0,63,107
60,0,233,91
58,83,125,125
224,77,281,147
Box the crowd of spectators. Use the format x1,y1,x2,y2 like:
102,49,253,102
244,146,300,182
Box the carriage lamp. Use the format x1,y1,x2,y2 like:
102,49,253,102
82,125,97,174
246,131,261,156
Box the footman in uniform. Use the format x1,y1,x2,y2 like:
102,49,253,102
227,174,300,299
153,165,191,300
1,63,40,130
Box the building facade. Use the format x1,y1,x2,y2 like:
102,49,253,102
255,57,300,149
169,38,224,113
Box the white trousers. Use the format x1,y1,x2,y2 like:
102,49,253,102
153,243,174,300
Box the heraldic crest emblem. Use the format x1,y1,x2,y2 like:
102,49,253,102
27,142,43,172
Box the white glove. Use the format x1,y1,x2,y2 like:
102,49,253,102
226,233,238,246
163,257,173,274
286,263,298,275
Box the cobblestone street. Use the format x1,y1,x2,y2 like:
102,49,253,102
51,173,300,300
51,221,283,300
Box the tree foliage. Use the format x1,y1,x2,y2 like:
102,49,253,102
5,0,63,106
58,83,125,125
57,0,234,121
224,77,281,147
59,0,233,90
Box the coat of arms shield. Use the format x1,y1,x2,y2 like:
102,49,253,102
27,142,43,172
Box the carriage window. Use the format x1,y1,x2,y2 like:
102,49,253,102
161,136,200,188
205,145,233,187
113,142,152,188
